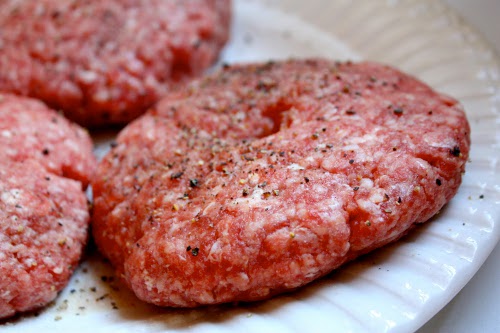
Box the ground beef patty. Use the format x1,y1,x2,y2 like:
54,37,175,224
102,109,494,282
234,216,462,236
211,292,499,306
0,0,231,127
92,59,470,307
0,94,96,319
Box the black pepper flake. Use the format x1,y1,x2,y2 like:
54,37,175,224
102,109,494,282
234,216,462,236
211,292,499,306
353,186,359,191
450,146,461,157
304,177,310,183
479,194,484,199
311,132,319,140
42,148,50,155
109,141,118,148
256,80,276,92
242,189,249,197
279,151,285,157
398,197,402,204
189,178,199,187
191,247,199,256
349,159,354,164
326,143,334,148
96,294,109,302
192,39,201,49
170,171,184,180
243,154,255,161
258,181,268,188
436,179,442,186
186,245,192,252
45,176,51,181
393,108,404,115
346,109,356,115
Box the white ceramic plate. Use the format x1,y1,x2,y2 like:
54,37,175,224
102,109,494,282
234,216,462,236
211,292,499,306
3,1,499,332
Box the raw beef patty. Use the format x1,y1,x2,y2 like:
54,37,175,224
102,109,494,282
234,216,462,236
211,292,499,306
92,59,470,307
0,0,231,127
0,94,96,318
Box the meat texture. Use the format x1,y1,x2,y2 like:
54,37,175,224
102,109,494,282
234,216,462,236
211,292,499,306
0,0,231,127
0,93,96,318
92,59,470,307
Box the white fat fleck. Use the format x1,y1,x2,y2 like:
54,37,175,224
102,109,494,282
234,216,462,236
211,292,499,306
77,70,98,83
42,256,55,267
1,130,12,138
111,205,124,218
342,144,360,151
53,267,63,275
93,89,110,103
248,173,260,186
305,156,315,163
312,183,327,195
234,111,246,121
233,186,265,209
202,201,217,216
162,192,182,204
357,198,379,215
319,103,338,119
284,206,297,217
287,163,305,171
25,258,37,268
360,178,374,189
197,290,216,303
144,273,154,291
145,128,156,140
369,189,385,204
250,187,265,201
59,81,81,98
350,133,377,145
1,189,22,205
208,240,222,262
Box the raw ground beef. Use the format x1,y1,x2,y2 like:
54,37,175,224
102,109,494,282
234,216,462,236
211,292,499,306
0,93,96,319
0,0,231,127
92,59,470,307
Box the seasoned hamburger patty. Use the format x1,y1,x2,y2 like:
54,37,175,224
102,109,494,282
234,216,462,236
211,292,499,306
0,94,96,319
0,0,231,127
92,59,470,307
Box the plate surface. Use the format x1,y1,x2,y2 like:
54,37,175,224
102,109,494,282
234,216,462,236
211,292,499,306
3,0,499,332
